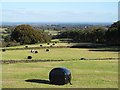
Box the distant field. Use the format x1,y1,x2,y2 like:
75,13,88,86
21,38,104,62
1,48,118,60
2,60,118,88
44,30,59,35
0,28,7,32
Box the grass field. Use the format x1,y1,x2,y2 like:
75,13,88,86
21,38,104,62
1,48,118,60
1,44,119,88
44,30,60,35
2,60,118,88
2,42,73,49
0,28,7,32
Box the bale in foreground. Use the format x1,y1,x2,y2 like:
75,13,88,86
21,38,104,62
49,67,72,85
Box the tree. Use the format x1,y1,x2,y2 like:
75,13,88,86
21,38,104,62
106,21,120,45
87,28,106,43
11,24,51,44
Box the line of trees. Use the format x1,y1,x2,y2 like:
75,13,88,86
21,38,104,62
2,21,119,47
58,21,120,45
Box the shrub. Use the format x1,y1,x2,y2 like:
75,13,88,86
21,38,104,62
3,41,20,47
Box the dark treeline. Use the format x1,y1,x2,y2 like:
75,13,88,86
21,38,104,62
1,21,119,47
58,21,120,45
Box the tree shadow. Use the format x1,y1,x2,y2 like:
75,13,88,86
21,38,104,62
88,49,120,52
70,43,106,48
70,43,120,52
25,79,51,85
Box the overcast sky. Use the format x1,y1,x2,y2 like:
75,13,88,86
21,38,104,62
1,2,118,23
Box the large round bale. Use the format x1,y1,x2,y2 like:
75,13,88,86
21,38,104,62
25,46,28,48
27,56,32,59
40,45,42,47
52,43,55,45
46,49,49,52
31,49,35,53
47,43,50,45
49,67,72,85
35,51,38,53
2,49,6,52
68,42,70,44
80,58,86,60
55,41,57,44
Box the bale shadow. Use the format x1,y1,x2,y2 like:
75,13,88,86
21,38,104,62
25,79,51,85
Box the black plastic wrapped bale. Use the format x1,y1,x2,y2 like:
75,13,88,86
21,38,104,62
49,67,72,85
46,49,49,52
2,49,6,52
47,43,50,45
35,51,38,53
25,46,28,48
27,56,32,59
40,45,42,47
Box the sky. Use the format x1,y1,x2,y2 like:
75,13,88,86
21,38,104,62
1,2,118,23
1,0,119,2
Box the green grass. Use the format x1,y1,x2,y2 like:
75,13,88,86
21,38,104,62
2,42,73,49
2,60,118,88
1,45,119,88
44,29,59,35
1,48,118,60
0,28,7,32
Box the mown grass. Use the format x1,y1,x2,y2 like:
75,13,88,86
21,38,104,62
44,29,59,35
0,28,7,32
2,60,118,88
1,44,119,88
1,48,118,60
2,42,72,49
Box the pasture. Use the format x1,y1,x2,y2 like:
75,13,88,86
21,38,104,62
1,48,118,60
2,42,72,49
2,60,118,88
44,30,60,35
1,43,119,88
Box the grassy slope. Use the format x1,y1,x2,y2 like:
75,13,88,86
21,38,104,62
2,43,72,49
2,60,118,88
1,42,119,88
2,48,118,60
